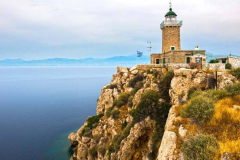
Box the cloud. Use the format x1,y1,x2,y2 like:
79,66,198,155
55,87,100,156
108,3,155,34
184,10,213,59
0,0,239,59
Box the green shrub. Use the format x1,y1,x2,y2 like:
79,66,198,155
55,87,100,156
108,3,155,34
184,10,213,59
122,120,128,130
89,146,98,157
209,59,219,63
97,145,106,156
135,81,144,90
187,87,197,100
109,83,117,89
122,124,132,137
225,63,232,69
87,114,104,125
130,88,138,96
225,83,240,96
132,90,161,122
130,89,171,159
205,89,230,102
107,144,115,159
113,93,130,108
181,96,214,124
231,67,240,79
189,90,203,99
106,107,113,118
181,134,219,160
158,71,174,102
129,74,144,88
127,95,134,108
80,114,104,136
190,89,230,102
111,109,120,119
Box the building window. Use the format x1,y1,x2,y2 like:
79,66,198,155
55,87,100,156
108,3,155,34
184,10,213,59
170,46,175,51
186,57,190,64
156,59,160,64
222,59,226,63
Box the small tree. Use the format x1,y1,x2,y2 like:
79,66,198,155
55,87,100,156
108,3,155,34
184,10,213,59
225,63,232,69
181,96,214,124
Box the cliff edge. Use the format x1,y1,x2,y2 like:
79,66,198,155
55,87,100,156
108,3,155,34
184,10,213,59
68,65,239,160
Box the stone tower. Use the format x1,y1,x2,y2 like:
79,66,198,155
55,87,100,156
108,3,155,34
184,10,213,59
160,3,182,53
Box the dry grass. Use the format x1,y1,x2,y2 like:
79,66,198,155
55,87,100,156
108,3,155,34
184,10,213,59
202,96,240,159
201,69,215,74
176,95,240,159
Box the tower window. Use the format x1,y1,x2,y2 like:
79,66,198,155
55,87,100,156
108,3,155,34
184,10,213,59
170,46,175,50
156,59,160,64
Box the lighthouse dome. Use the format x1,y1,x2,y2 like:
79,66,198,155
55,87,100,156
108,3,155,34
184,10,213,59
165,8,177,17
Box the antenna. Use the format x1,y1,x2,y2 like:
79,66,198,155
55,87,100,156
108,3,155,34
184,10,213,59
169,0,172,8
147,41,152,55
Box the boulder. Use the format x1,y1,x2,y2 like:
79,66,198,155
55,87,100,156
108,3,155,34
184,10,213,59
157,131,177,160
130,66,139,75
117,66,128,73
68,132,78,146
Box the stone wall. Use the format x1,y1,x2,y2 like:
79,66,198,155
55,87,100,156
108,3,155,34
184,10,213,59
208,63,226,70
228,56,240,69
162,26,181,52
136,64,189,71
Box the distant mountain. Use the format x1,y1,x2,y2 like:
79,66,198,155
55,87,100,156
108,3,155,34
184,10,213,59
0,55,150,66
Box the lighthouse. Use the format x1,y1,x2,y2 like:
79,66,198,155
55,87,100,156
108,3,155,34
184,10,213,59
161,2,182,52
151,1,206,67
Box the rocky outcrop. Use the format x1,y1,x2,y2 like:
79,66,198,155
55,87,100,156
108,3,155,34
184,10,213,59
69,66,239,160
157,131,177,160
170,69,238,105
119,117,155,160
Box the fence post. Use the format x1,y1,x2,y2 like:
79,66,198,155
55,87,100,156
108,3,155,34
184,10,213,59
215,71,218,90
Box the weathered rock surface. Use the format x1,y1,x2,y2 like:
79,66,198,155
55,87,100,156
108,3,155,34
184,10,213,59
69,66,239,160
157,131,177,160
170,68,238,105
120,117,155,160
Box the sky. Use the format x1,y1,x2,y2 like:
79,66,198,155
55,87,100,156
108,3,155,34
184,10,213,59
0,0,240,60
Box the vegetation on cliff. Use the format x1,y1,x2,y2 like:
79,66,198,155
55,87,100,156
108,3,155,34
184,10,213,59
107,70,173,159
68,66,240,160
176,82,240,159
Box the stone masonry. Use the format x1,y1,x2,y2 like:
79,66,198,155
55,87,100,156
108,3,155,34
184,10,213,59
162,26,181,52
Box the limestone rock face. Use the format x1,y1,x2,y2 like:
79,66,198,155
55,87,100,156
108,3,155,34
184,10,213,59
117,66,128,73
68,132,78,146
69,66,239,160
170,69,238,105
157,106,187,160
120,117,155,160
130,66,139,75
97,88,114,115
157,131,177,160
132,88,144,108
217,72,238,90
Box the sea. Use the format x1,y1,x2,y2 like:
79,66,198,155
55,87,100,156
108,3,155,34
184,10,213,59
0,66,116,160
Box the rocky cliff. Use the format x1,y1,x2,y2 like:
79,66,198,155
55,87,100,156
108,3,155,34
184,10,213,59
68,66,239,160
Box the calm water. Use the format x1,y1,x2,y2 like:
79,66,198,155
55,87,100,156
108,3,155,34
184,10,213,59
0,66,116,160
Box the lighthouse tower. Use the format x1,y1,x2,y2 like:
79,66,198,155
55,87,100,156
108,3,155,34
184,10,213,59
160,2,182,53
